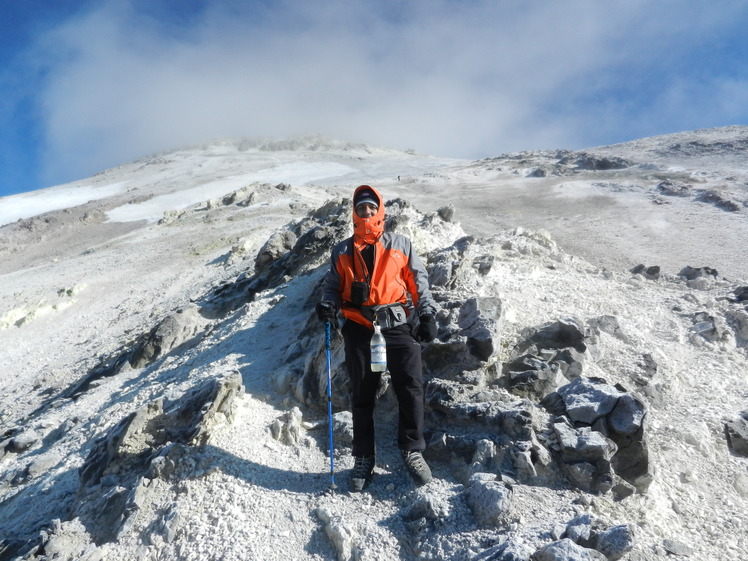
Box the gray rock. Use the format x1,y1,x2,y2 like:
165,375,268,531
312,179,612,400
532,538,607,560
656,179,691,197
473,539,534,560
677,265,718,281
458,296,504,361
270,407,305,445
511,441,537,479
557,378,621,425
629,264,661,280
695,190,740,211
473,254,495,276
255,230,297,269
25,456,58,480
222,186,254,205
317,507,358,561
552,423,617,493
688,312,725,343
422,338,488,381
426,378,533,436
332,411,354,448
469,439,498,475
726,307,748,340
565,514,593,544
555,379,651,491
662,538,694,556
610,429,652,492
733,473,748,497
611,480,637,501
587,315,629,343
724,411,748,456
465,477,513,526
8,431,39,453
559,152,632,171
425,432,493,466
130,305,205,368
608,394,646,436
549,348,587,379
437,205,455,222
524,318,586,351
429,259,454,287
594,524,635,560
505,355,564,399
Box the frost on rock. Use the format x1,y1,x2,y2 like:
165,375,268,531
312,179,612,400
316,507,360,561
74,371,244,545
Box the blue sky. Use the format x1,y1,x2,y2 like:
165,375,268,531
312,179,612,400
1,0,747,198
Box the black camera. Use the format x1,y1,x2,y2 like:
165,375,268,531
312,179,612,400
350,281,370,306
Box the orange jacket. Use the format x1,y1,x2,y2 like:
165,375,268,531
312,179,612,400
322,186,436,329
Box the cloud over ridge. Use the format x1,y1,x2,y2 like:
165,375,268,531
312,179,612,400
5,0,748,192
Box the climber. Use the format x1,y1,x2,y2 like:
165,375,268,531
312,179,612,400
316,185,438,492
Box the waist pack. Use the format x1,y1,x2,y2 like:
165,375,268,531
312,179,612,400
363,303,409,329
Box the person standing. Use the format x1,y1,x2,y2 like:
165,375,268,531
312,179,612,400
316,185,438,492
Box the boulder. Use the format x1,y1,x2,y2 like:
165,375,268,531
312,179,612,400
552,422,617,493
317,507,358,561
662,538,694,556
677,265,718,281
630,264,661,280
520,318,588,354
473,539,534,561
465,475,513,526
725,411,748,456
695,190,740,211
504,355,564,399
608,394,646,436
437,205,456,222
270,407,306,446
564,514,593,544
531,538,607,560
458,297,504,361
130,305,205,368
688,311,730,343
557,378,621,425
552,377,651,491
255,230,297,269
587,315,629,343
593,524,635,560
656,179,691,197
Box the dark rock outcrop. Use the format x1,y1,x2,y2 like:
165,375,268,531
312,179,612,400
725,410,748,456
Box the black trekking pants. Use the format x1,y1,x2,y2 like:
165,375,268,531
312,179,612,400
342,320,426,458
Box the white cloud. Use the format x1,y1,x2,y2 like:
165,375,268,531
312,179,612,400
28,0,748,187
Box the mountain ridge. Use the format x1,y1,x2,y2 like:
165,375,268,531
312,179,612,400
1,126,747,560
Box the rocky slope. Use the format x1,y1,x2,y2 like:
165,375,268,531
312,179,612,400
1,130,747,561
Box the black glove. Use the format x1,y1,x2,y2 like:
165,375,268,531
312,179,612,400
417,314,438,342
316,301,338,327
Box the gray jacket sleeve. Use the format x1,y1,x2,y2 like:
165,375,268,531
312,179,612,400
405,238,436,316
321,241,345,307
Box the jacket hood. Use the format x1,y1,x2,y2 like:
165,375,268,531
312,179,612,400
352,185,385,244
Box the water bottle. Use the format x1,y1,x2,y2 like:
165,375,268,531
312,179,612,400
370,324,387,372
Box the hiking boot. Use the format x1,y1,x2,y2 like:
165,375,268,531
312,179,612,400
401,450,432,486
349,456,375,492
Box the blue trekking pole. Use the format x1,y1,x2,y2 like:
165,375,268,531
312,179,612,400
325,321,337,491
